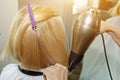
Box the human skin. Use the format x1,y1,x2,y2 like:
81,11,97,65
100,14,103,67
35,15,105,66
100,20,120,46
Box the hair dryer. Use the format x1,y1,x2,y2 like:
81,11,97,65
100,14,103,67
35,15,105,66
68,8,101,72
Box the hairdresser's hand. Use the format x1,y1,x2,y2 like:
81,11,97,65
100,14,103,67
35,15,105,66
100,20,120,46
43,63,68,80
100,20,115,33
100,20,109,33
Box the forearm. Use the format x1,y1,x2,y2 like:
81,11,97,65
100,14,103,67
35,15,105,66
100,21,120,47
106,25,120,46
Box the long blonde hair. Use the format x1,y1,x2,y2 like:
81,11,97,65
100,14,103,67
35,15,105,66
1,5,68,70
108,0,120,16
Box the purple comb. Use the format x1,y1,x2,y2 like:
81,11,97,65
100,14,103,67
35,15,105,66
27,3,36,30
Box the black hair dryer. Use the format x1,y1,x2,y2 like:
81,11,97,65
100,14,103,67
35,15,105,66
68,8,101,72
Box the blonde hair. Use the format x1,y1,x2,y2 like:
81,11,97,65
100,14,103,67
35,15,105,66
108,0,120,16
1,5,68,70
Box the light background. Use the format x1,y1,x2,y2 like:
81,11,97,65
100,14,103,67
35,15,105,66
0,0,18,72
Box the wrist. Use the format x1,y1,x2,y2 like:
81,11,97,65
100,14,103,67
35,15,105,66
105,24,114,32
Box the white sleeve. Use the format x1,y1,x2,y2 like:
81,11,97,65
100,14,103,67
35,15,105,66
0,64,18,80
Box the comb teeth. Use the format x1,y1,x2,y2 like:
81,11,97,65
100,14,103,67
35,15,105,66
27,3,36,30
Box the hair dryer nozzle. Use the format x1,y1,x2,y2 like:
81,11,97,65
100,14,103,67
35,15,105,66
68,51,83,72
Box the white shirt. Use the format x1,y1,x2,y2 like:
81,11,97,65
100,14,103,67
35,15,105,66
0,64,44,80
80,16,120,80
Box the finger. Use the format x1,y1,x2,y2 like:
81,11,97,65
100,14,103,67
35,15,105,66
43,74,47,80
44,66,55,73
55,63,67,70
64,68,68,80
43,67,55,76
55,63,68,80
43,67,55,80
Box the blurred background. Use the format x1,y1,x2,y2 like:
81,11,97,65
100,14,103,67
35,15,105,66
0,0,118,72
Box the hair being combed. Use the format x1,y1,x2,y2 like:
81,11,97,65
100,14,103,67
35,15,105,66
1,5,68,70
